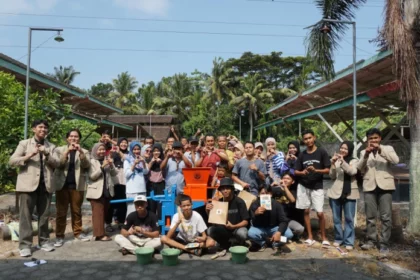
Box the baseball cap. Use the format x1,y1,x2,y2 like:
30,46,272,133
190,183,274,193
255,142,264,149
133,195,147,203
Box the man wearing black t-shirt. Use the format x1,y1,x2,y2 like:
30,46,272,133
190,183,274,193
206,178,249,254
294,130,331,247
114,195,161,255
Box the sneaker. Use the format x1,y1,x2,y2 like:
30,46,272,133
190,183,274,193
54,238,64,247
75,233,91,242
345,246,354,251
40,243,55,252
379,245,389,255
333,242,341,247
258,244,267,252
361,242,374,250
19,248,31,257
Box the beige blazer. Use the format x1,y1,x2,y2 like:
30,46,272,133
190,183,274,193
9,138,58,193
86,158,117,200
327,159,360,200
357,144,399,192
52,145,91,192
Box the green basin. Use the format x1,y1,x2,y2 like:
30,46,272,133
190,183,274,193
229,246,248,264
161,248,181,266
135,247,154,265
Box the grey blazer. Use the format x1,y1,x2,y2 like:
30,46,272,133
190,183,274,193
86,158,117,200
357,145,399,192
327,159,360,200
9,138,58,193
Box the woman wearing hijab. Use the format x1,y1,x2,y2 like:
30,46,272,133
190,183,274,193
86,143,117,241
147,143,166,215
105,137,129,231
280,140,301,178
327,141,359,251
233,142,244,163
124,141,149,216
141,144,152,162
264,137,285,185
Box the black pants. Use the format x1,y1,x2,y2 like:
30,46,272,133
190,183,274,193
105,184,127,224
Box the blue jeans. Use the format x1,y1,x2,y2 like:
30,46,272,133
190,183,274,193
248,226,283,247
329,198,356,246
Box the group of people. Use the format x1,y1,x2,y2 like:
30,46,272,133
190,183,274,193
9,119,399,258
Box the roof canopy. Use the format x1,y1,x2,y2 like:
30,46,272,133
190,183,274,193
256,50,405,130
0,53,122,115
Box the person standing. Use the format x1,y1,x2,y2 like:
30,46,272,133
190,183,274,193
184,137,200,167
161,141,192,194
327,141,359,251
265,137,285,185
53,129,91,247
217,135,235,170
280,140,301,177
106,137,129,231
86,143,116,241
124,141,149,216
9,120,59,257
232,142,267,196
294,129,331,247
358,128,399,254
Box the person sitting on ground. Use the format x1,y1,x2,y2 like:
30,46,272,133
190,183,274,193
248,185,289,251
294,129,331,248
161,141,192,194
271,172,305,241
206,177,249,255
114,195,161,255
232,142,267,196
161,195,215,256
328,141,359,251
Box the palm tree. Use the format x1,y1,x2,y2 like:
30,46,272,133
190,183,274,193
49,66,80,85
152,74,192,124
206,57,232,104
137,82,158,115
306,0,420,232
109,72,139,112
230,74,273,141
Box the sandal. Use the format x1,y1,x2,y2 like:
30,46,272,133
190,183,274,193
304,239,316,246
322,241,331,248
97,236,112,241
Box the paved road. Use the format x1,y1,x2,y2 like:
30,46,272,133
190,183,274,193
0,236,405,280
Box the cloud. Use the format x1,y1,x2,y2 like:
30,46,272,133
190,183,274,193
113,0,169,16
0,0,58,13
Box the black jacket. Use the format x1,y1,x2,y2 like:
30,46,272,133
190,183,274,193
250,198,289,234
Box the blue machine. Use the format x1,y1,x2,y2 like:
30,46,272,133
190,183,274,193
110,184,204,234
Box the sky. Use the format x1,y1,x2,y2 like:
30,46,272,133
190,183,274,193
0,0,386,90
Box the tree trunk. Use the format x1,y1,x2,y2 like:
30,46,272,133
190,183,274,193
406,0,420,233
249,112,253,142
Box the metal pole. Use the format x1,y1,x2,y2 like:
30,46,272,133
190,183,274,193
352,22,357,157
239,114,242,141
24,28,32,139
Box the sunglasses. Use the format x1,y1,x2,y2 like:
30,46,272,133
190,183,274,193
145,149,151,153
